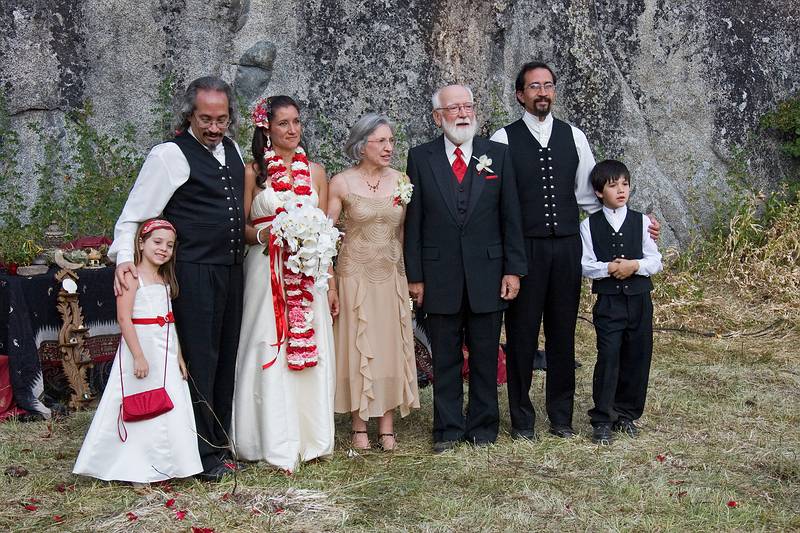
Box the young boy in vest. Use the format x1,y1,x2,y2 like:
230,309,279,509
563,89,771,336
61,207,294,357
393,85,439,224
579,160,662,444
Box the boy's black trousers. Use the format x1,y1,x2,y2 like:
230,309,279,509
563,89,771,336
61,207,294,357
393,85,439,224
588,291,653,425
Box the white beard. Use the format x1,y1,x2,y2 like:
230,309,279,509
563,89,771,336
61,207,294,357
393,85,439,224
442,119,478,145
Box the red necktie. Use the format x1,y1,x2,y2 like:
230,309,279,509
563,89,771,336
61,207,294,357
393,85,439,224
452,146,467,183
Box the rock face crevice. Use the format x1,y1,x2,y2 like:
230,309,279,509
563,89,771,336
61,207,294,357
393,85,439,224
1,0,798,248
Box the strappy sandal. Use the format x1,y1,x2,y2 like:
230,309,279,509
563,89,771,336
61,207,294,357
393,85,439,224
350,430,371,450
377,433,396,452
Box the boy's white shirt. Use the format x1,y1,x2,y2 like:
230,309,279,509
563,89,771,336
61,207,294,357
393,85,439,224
580,204,663,279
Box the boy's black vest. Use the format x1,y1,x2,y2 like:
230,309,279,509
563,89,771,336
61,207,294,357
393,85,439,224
506,118,580,237
163,131,245,265
589,209,653,295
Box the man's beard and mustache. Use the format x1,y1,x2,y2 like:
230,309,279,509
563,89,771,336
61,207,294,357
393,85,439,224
441,117,479,145
532,96,552,118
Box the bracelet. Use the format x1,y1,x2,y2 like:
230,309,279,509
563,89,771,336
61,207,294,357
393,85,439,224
256,226,267,246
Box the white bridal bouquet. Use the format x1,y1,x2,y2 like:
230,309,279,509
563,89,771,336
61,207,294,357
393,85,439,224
269,201,341,289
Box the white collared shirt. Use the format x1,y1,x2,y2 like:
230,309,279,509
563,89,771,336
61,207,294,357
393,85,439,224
444,136,473,167
579,204,663,279
491,111,600,214
107,128,243,264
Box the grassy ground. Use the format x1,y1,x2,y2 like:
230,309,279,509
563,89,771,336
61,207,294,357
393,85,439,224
1,278,798,532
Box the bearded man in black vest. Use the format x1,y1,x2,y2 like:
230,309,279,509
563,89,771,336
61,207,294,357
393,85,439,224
109,77,245,480
491,62,659,440
405,84,526,452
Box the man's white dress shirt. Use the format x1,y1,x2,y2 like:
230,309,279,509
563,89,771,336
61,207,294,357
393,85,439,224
108,128,243,264
579,205,662,279
491,111,600,214
444,136,473,166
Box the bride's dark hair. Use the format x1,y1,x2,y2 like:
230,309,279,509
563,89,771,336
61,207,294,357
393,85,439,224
252,95,302,189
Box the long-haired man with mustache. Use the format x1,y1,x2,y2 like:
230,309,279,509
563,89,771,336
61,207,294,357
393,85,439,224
404,84,526,452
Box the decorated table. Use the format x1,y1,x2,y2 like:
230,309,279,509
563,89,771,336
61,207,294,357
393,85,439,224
0,266,120,418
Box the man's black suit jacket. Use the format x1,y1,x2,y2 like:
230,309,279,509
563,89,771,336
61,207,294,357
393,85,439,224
404,135,526,315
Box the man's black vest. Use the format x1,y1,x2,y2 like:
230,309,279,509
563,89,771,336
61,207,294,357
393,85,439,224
589,209,653,295
506,118,580,237
163,131,245,265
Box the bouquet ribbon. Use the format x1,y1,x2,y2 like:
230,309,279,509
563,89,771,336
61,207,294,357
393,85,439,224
253,216,286,369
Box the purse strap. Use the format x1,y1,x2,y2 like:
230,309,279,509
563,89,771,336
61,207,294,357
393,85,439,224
117,283,172,442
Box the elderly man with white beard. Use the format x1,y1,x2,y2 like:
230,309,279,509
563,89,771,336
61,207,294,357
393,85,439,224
404,84,526,452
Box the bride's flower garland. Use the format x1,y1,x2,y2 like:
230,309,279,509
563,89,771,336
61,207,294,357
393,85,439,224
264,145,319,370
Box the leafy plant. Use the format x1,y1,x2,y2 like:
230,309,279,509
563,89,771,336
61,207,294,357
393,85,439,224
761,94,800,159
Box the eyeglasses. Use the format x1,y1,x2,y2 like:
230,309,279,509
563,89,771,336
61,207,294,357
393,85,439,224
367,138,395,147
435,103,475,115
526,82,556,93
195,116,232,128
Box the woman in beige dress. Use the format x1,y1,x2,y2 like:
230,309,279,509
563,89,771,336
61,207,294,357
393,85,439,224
327,113,419,451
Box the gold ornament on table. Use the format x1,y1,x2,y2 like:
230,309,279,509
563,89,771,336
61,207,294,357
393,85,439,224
54,268,94,410
86,248,103,269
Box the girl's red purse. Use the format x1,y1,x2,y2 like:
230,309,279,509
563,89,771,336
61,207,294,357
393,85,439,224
121,387,174,422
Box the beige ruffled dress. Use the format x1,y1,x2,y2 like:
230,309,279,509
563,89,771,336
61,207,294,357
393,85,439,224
333,193,420,421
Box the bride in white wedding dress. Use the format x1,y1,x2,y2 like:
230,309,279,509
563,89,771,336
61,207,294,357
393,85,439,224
231,96,335,472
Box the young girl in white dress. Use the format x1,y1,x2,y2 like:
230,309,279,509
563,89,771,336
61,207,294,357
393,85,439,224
74,218,202,483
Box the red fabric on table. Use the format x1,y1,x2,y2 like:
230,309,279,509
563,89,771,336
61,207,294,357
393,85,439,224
61,236,113,250
461,345,507,385
0,355,26,420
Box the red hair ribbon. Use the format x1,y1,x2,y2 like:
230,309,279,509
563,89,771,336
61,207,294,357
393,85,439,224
141,219,176,236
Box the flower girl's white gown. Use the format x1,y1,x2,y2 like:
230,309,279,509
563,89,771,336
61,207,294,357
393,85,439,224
231,186,335,472
73,279,202,482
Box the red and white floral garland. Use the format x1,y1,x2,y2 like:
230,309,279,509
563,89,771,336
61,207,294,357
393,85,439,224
265,146,318,370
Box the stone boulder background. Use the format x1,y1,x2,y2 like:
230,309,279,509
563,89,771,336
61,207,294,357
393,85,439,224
1,0,798,248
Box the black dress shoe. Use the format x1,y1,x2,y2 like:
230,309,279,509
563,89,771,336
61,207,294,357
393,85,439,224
592,424,614,445
613,418,640,438
432,440,459,454
548,425,576,439
510,428,536,441
196,462,236,482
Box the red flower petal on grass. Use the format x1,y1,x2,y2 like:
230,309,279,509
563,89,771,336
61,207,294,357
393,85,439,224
28,498,41,503
656,454,666,463
165,498,176,508
220,492,231,501
727,500,738,508
274,507,285,514
126,512,138,521
53,515,64,523
24,504,38,511
191,527,215,533
175,509,187,520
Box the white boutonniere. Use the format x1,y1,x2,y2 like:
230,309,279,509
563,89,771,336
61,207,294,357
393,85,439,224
473,154,494,174
392,174,414,206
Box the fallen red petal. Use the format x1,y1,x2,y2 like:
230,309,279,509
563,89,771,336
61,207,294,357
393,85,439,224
220,492,231,501
55,483,66,493
175,509,187,520
165,498,176,508
53,515,64,523
656,454,666,463
24,504,38,511
126,512,138,521
191,527,215,533
28,497,41,503
727,500,738,508
274,507,285,514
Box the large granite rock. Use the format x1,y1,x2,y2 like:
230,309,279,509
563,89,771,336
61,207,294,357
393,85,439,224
1,0,798,248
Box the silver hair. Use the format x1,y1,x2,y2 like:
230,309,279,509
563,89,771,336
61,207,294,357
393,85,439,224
431,85,474,109
177,76,238,137
344,113,394,162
